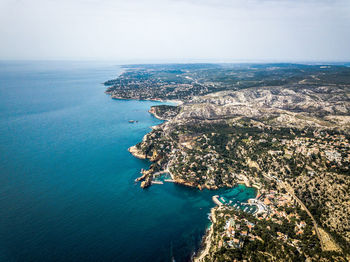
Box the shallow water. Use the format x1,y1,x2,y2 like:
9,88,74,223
0,61,256,262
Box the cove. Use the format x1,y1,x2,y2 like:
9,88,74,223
0,61,256,262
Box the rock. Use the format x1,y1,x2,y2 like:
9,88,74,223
141,177,152,188
128,146,146,159
135,173,148,182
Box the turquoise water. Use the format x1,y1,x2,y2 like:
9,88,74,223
0,61,256,262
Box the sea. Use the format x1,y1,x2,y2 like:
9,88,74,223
0,61,256,262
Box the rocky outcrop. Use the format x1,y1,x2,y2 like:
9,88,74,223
140,177,152,188
135,168,155,188
128,146,146,159
149,105,180,121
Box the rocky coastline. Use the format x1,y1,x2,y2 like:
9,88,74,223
148,107,166,121
128,146,146,159
194,208,216,262
109,63,350,260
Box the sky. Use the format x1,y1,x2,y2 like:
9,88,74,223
0,0,350,62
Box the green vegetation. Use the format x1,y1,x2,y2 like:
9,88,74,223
109,63,350,260
105,63,350,101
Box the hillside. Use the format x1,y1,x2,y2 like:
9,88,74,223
107,63,350,260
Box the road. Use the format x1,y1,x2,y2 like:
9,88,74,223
262,174,324,250
282,182,324,251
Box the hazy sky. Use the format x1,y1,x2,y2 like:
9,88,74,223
0,0,350,62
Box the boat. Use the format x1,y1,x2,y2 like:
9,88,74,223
170,242,175,262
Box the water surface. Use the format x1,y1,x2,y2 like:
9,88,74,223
0,61,256,262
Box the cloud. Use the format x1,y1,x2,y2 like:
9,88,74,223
0,0,349,61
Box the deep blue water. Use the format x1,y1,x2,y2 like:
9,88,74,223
0,61,256,262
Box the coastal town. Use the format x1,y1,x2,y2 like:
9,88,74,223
195,182,346,261
3,0,350,260
106,63,350,261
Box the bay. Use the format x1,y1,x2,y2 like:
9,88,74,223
0,61,256,262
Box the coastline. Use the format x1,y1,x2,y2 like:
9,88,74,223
148,107,168,121
109,80,260,260
128,146,146,159
194,208,216,262
126,102,260,260
128,138,259,191
108,95,183,106
194,225,213,262
104,64,350,260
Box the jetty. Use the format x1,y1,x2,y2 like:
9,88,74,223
151,181,164,185
164,179,175,183
212,195,223,206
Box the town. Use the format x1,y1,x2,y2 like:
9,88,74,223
111,63,350,261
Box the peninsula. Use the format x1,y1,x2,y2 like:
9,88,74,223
106,63,350,261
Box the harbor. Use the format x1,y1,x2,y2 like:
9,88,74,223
212,194,257,214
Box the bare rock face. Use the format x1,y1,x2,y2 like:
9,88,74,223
173,86,350,131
